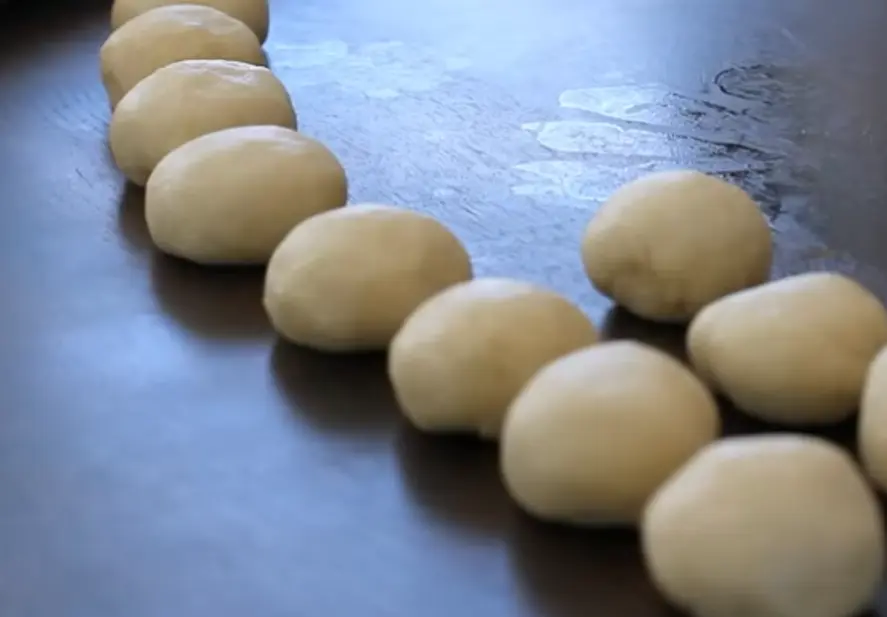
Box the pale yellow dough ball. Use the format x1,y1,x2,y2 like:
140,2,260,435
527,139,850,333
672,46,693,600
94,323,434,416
109,59,296,186
642,434,884,617
263,204,474,353
111,0,270,43
581,170,772,322
500,341,720,526
688,271,887,425
100,4,265,109
389,278,598,439
145,126,347,265
858,346,887,491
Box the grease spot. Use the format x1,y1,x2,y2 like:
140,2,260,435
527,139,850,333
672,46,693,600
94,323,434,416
512,161,609,202
512,159,737,204
559,85,673,122
522,120,674,156
521,120,769,166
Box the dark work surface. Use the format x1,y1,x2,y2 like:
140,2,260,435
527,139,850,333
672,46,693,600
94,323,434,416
2,0,887,615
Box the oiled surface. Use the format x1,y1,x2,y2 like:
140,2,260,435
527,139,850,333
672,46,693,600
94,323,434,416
1,0,885,615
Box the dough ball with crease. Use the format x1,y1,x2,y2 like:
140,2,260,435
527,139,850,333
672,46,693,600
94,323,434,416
264,204,473,352
642,434,884,617
145,125,347,265
581,170,772,322
389,278,598,439
111,0,270,43
500,341,719,526
100,4,265,109
109,59,296,186
688,271,887,426
858,346,887,492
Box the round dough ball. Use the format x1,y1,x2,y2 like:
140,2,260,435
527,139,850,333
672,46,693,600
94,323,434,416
500,341,720,526
263,204,474,352
109,59,296,186
688,271,887,425
145,126,347,265
100,4,265,109
389,278,599,439
858,346,887,491
581,170,772,322
642,434,884,617
111,0,269,43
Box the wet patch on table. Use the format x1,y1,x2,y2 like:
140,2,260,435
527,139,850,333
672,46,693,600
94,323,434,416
512,64,817,223
269,39,472,100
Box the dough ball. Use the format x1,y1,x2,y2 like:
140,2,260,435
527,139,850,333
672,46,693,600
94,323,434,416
642,434,884,617
688,271,887,425
100,4,265,109
111,0,269,43
109,59,296,186
145,126,347,265
389,278,598,439
858,346,887,491
581,170,772,322
263,204,473,352
500,341,719,526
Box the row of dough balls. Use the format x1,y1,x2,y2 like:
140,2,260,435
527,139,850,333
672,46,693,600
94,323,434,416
258,184,887,617
101,0,354,263
101,3,887,616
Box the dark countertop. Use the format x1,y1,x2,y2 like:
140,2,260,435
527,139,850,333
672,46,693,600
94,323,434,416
1,0,885,615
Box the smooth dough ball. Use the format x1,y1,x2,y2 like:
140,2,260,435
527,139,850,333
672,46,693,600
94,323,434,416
389,278,598,439
858,346,887,491
145,126,347,265
109,59,296,186
500,341,720,526
642,434,884,617
100,4,265,109
581,170,772,323
111,0,269,43
263,204,474,352
688,271,887,425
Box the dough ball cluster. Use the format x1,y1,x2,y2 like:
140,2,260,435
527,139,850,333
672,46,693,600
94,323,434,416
110,59,296,186
575,173,887,617
97,1,887,614
100,4,265,109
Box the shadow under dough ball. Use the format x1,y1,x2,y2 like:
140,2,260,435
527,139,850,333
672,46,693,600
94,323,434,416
642,434,884,617
109,59,296,186
581,169,772,323
100,4,266,109
145,125,347,265
263,203,474,353
110,0,270,43
687,271,887,426
388,277,599,439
